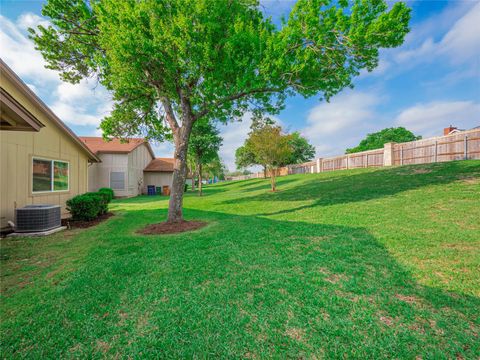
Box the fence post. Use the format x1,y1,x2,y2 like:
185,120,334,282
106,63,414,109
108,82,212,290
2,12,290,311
366,154,369,167
316,158,321,173
383,142,394,166
400,147,403,165
464,135,468,160
434,140,437,162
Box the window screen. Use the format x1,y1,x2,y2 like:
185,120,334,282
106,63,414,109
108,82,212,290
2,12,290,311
53,161,69,191
32,158,69,192
110,172,125,190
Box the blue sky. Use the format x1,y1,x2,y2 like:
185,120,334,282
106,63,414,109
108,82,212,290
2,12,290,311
1,0,479,170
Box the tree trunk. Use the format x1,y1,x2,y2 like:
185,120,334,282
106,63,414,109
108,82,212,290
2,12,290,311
167,126,191,223
191,175,195,191
270,168,277,191
263,165,267,179
198,163,203,196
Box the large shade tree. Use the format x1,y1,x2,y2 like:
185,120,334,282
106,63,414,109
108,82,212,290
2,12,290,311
30,0,410,223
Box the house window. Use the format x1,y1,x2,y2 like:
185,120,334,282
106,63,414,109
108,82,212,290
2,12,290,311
32,158,69,193
110,172,125,190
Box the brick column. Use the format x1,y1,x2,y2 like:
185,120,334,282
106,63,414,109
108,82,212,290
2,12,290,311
383,142,395,166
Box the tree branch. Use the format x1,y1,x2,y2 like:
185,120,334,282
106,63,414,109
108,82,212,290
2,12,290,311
193,87,281,121
159,96,180,136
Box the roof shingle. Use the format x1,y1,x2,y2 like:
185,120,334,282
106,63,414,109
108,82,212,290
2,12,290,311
79,136,154,157
144,158,175,172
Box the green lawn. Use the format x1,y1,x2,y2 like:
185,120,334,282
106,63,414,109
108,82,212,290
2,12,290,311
1,161,479,358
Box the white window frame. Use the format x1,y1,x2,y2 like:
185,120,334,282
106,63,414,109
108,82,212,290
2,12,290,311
32,157,70,193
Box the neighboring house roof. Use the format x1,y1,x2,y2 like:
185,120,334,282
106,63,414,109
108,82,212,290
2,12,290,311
79,136,155,158
0,59,100,162
144,158,175,172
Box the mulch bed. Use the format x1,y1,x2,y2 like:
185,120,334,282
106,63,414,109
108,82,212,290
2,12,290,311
138,220,208,235
62,212,114,229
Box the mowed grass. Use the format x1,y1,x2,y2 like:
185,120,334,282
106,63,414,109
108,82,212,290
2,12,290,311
1,160,479,358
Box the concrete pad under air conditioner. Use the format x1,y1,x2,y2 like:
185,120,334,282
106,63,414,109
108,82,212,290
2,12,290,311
7,226,67,237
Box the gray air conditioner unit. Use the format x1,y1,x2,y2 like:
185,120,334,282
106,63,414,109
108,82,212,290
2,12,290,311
15,205,61,233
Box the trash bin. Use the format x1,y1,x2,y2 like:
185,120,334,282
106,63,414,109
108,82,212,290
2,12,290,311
156,186,162,195
162,185,170,196
147,185,156,195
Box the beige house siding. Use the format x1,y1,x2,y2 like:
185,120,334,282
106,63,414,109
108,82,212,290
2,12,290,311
88,153,129,196
0,75,91,229
88,143,154,197
128,144,154,196
143,172,173,193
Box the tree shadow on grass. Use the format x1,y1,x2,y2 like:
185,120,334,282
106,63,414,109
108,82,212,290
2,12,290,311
220,161,480,216
233,177,300,193
1,205,478,358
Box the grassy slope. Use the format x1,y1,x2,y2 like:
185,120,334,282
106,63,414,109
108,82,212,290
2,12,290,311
1,161,479,358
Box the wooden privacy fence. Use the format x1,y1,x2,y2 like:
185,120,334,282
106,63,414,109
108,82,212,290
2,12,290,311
393,130,480,165
228,129,480,181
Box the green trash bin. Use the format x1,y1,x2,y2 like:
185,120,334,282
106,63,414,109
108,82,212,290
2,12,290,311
156,186,162,195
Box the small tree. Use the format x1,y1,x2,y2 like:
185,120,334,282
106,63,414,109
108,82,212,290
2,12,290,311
236,125,315,176
235,115,278,177
346,127,421,153
235,143,262,173
30,0,410,223
188,120,222,196
203,156,227,183
186,154,197,192
247,125,293,191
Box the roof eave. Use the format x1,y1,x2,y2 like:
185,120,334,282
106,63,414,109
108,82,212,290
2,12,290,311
0,59,101,163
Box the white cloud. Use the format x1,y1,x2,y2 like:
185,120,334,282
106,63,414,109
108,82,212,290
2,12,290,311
151,141,175,158
437,1,480,64
306,92,379,135
301,91,384,156
56,80,95,103
49,102,102,126
395,101,480,137
16,12,50,30
0,15,60,83
394,2,480,66
218,114,253,171
1,13,114,130
394,37,436,63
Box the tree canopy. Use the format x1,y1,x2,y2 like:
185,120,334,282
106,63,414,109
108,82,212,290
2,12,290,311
287,132,316,164
236,128,315,171
235,144,258,170
30,0,410,222
346,127,421,153
244,124,294,190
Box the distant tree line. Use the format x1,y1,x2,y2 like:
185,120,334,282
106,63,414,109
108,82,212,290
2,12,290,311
346,127,421,154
